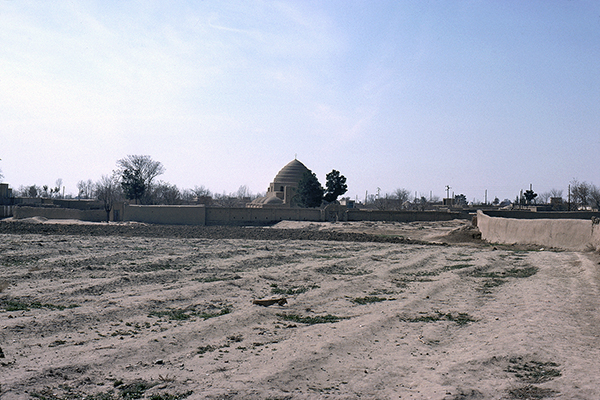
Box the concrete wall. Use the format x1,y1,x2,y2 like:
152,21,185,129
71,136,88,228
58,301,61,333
124,205,206,226
477,210,598,251
14,206,106,222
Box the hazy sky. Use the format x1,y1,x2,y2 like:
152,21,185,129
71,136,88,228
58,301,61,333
1,1,599,202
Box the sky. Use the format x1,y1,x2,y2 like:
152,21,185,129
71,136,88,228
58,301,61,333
1,1,599,203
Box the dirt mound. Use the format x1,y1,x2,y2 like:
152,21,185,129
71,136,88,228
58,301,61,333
438,224,483,243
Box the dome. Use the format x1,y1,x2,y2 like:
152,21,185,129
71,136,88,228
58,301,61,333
273,159,310,186
251,195,283,205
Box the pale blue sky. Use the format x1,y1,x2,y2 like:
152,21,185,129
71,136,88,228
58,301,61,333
1,1,599,202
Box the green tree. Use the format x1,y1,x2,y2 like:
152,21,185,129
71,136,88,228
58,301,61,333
524,189,537,204
454,194,468,206
324,169,348,203
121,168,146,203
117,155,165,204
297,170,324,208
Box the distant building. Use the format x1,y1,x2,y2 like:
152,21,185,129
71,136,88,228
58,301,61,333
0,183,13,205
249,159,311,208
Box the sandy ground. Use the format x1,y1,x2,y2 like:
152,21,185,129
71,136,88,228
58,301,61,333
1,219,600,399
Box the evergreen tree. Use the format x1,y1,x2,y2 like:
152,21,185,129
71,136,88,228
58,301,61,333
297,170,324,208
324,169,348,203
524,189,537,204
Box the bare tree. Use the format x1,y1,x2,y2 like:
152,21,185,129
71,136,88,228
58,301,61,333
236,185,251,199
392,188,411,210
182,185,213,205
213,192,240,207
52,178,63,199
95,175,122,222
192,185,211,197
589,185,600,210
150,181,181,205
570,179,591,208
538,191,551,204
77,179,95,199
550,188,563,198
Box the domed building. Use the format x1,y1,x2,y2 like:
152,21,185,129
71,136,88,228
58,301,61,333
249,159,311,207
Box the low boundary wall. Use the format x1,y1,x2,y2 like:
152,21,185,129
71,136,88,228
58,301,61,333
124,205,206,226
477,210,600,251
347,209,466,222
1,206,14,218
13,206,106,222
205,207,321,226
481,210,600,220
122,206,467,226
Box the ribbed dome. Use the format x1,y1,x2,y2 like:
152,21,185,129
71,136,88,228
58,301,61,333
273,159,310,186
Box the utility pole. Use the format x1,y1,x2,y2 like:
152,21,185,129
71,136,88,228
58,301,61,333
445,185,451,200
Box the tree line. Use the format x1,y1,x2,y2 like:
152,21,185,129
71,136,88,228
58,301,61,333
7,155,600,212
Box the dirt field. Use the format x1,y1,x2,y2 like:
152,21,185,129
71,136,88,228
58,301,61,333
1,218,600,399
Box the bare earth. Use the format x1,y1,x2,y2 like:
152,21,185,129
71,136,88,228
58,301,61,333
1,219,599,399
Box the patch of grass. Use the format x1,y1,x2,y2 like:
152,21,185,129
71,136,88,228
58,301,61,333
227,334,244,343
311,254,347,259
195,275,242,283
197,345,217,354
505,266,538,278
149,309,191,321
315,264,370,276
470,266,538,279
30,385,120,400
392,276,434,288
400,311,477,326
480,278,507,291
369,288,395,295
507,385,559,399
48,340,67,347
149,306,231,321
270,283,319,295
111,329,136,337
443,263,473,271
277,313,347,325
351,296,388,305
119,381,157,400
149,392,193,400
86,392,117,400
0,300,79,312
505,358,561,383
196,307,231,320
